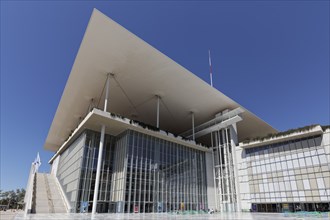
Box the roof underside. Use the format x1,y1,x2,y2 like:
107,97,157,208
44,9,276,152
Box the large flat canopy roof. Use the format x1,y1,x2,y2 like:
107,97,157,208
44,9,276,152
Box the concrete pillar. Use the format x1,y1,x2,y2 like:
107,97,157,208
92,125,106,214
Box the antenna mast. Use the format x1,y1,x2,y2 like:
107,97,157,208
209,49,213,87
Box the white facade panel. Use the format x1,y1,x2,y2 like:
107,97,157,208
237,129,330,212
205,151,216,210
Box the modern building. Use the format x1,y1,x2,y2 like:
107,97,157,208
237,125,330,212
24,9,330,214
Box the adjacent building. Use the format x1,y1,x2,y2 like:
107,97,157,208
237,125,330,212
33,9,329,214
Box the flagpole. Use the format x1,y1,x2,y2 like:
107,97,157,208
209,49,213,87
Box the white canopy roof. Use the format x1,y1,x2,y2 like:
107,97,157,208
44,9,276,151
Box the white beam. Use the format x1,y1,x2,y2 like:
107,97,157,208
187,115,242,139
180,107,244,137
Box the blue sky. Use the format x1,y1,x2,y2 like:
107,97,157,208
1,1,329,191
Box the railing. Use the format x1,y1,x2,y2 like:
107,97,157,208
24,163,38,215
53,174,71,213
31,174,36,213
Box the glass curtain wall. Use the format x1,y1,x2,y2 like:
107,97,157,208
123,130,208,213
66,129,207,213
110,132,128,213
75,130,116,213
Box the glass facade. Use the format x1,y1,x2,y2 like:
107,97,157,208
55,121,329,214
244,135,330,212
122,130,207,213
75,130,116,213
57,129,208,213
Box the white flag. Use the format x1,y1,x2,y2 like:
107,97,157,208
34,152,41,172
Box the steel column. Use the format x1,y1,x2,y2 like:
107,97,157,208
156,96,160,128
92,125,106,214
104,74,110,112
191,112,195,141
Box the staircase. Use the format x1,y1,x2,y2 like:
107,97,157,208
34,173,67,213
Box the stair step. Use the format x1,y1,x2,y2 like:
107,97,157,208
33,173,67,213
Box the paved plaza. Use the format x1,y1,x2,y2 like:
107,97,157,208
0,210,23,220
8,212,330,220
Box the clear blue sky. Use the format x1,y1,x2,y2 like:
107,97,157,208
1,1,329,191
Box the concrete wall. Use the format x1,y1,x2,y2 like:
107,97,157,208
51,155,60,177
236,147,251,211
238,129,330,210
56,132,86,211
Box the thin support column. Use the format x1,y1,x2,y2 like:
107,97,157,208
92,73,110,215
92,125,106,214
230,124,242,212
222,129,230,211
218,130,225,212
225,128,234,211
210,132,218,211
156,95,160,128
191,112,195,141
104,74,110,112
